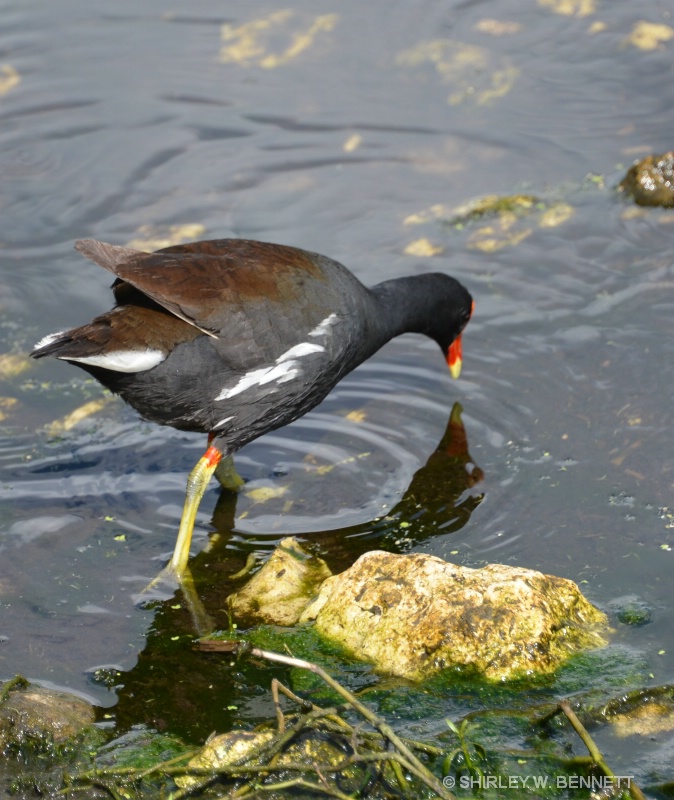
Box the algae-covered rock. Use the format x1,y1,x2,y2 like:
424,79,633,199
301,551,607,681
608,594,653,627
176,729,275,787
176,727,392,791
95,724,188,770
0,678,96,750
619,151,674,208
228,537,332,626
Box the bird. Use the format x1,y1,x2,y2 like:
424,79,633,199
31,238,474,580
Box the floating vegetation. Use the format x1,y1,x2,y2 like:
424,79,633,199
628,21,674,51
405,194,575,252
0,64,20,95
126,223,207,251
219,11,339,69
396,40,519,106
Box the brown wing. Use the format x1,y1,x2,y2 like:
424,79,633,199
75,238,328,337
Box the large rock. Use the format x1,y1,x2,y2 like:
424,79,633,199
228,537,331,626
301,551,607,681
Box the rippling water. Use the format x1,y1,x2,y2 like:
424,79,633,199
1,0,673,772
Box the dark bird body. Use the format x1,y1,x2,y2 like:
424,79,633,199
32,238,473,578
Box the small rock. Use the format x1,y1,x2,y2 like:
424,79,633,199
619,151,674,207
0,679,96,750
301,551,607,681
177,729,275,787
608,595,652,627
176,727,390,791
610,700,674,738
228,537,332,626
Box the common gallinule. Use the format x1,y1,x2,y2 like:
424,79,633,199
32,238,473,579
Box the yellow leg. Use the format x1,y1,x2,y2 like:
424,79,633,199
168,445,222,578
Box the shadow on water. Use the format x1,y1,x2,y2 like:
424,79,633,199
108,402,483,741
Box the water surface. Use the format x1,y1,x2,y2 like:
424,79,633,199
1,0,673,780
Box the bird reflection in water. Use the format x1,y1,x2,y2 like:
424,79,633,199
200,401,484,582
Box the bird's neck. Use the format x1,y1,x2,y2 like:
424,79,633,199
370,275,440,342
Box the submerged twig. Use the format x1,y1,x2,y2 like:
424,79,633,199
230,552,258,581
250,777,355,800
198,640,456,800
271,677,315,733
559,700,647,800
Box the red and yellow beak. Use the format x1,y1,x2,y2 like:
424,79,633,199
447,299,474,379
447,335,463,379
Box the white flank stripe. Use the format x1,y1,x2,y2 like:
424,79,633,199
216,361,299,400
279,342,325,360
33,330,66,351
308,313,338,337
64,348,166,373
214,416,234,429
215,341,325,401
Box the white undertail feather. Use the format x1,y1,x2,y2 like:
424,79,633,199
63,348,166,373
33,331,66,351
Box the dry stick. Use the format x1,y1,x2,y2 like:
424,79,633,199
272,678,444,757
265,705,343,764
244,777,355,800
315,761,359,800
270,678,286,733
203,641,445,760
77,645,452,799
501,748,595,768
250,769,330,800
390,757,409,792
66,777,127,800
99,784,126,800
270,677,327,735
72,750,198,785
248,646,456,800
559,700,647,800
275,704,432,787
76,753,410,782
161,752,444,800
262,701,421,797
273,681,393,751
317,714,445,757
136,748,199,780
272,678,322,714
73,750,446,800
